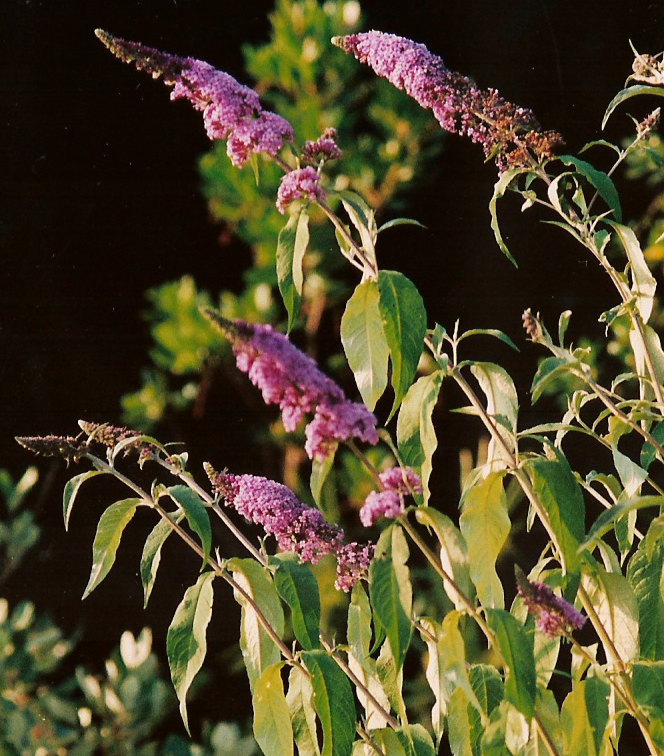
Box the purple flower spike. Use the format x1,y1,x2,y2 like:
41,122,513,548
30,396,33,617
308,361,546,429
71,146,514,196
332,31,563,171
301,128,342,164
202,312,378,461
206,465,372,591
276,167,326,214
95,30,293,167
359,466,422,527
516,573,586,638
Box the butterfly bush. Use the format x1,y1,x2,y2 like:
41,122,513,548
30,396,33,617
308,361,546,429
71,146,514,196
359,466,422,526
517,576,586,638
276,167,326,213
332,31,563,170
203,310,379,461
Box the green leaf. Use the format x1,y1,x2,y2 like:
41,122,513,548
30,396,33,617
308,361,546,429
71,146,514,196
557,155,622,221
376,640,407,724
396,371,443,504
347,583,391,730
277,208,310,333
166,571,215,732
629,322,664,407
167,485,212,566
140,510,185,607
397,725,436,756
608,221,657,323
633,662,664,719
273,557,320,651
485,610,535,718
301,650,356,756
525,453,585,576
582,495,663,549
489,167,529,266
602,84,664,129
253,662,294,756
377,217,427,233
369,526,412,671
459,472,510,609
377,271,427,420
581,562,639,662
469,363,518,472
311,450,335,509
457,328,519,352
63,470,104,531
340,280,389,411
560,678,610,756
82,498,140,599
228,558,285,692
531,356,570,404
286,666,321,756
415,507,472,611
467,665,504,755
627,542,664,660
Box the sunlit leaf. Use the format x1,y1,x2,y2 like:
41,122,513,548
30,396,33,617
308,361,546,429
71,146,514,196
560,678,610,756
166,571,215,732
63,470,104,531
272,556,321,651
140,510,185,607
277,207,310,333
253,662,294,756
489,168,529,266
608,221,656,323
627,542,664,660
286,665,321,756
602,84,664,129
557,155,621,221
311,449,335,509
167,485,212,566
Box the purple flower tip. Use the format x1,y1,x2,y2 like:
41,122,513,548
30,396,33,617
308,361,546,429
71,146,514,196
334,31,563,171
96,30,293,167
301,128,342,165
359,466,422,527
516,574,586,638
276,167,326,214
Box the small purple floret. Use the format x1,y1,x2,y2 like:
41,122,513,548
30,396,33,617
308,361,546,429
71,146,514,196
276,167,326,214
301,128,342,164
359,466,422,526
224,320,378,461
333,31,562,171
96,30,293,167
207,467,372,591
517,577,586,638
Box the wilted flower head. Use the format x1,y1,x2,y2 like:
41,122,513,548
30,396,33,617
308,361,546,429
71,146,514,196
359,466,422,526
95,30,293,167
516,571,586,638
332,31,563,171
205,464,372,590
276,167,327,214
203,310,378,461
16,435,86,464
301,128,342,164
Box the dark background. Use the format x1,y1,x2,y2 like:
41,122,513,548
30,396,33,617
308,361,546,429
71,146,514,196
2,0,664,736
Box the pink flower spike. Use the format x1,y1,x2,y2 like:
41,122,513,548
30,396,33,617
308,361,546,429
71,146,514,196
276,167,327,214
516,573,586,638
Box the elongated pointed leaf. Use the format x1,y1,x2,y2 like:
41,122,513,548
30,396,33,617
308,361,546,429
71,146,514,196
485,610,535,718
467,665,503,755
83,498,140,599
633,662,664,719
140,510,185,607
167,485,211,566
287,666,321,756
469,363,517,473
377,270,427,420
456,328,519,352
369,526,412,671
530,356,570,404
525,453,585,576
582,494,663,549
301,650,356,756
629,322,664,407
396,371,443,504
608,221,656,323
273,557,320,650
253,662,294,756
166,571,215,732
228,558,285,691
311,450,335,509
277,208,310,332
628,542,664,660
415,507,472,611
560,678,610,756
489,167,528,266
602,84,664,129
558,156,621,221
459,472,510,610
63,470,104,531
341,280,389,410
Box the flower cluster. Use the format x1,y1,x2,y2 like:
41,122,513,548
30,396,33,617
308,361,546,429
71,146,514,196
301,128,342,164
332,31,563,171
359,466,422,526
203,310,378,461
95,30,293,167
516,575,586,638
15,435,86,464
276,167,327,213
206,465,373,591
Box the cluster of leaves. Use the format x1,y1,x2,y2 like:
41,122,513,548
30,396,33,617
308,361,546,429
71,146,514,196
121,0,444,431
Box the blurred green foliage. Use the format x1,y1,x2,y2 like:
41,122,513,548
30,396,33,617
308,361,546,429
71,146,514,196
121,0,444,431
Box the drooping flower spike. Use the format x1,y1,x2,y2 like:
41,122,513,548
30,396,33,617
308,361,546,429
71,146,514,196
333,31,563,171
205,464,373,591
95,30,294,168
203,310,379,461
516,569,586,638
